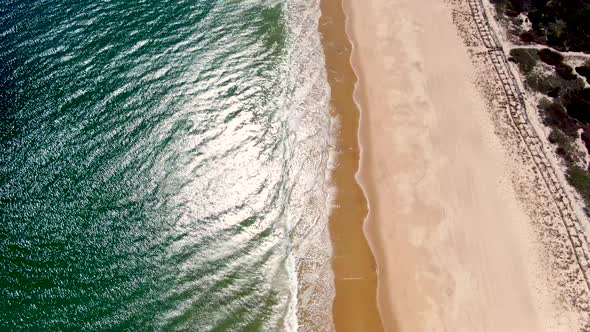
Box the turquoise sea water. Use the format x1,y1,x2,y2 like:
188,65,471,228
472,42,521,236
1,0,334,330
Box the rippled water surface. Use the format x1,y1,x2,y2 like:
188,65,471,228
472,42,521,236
0,0,334,330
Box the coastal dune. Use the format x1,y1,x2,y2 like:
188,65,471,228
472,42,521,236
347,0,551,330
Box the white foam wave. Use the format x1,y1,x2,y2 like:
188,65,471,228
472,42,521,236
281,0,336,330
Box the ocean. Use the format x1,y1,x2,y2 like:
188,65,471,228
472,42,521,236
0,0,335,330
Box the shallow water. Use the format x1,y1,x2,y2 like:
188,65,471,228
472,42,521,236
0,0,333,330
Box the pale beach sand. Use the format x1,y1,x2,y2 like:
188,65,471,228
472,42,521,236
346,0,589,330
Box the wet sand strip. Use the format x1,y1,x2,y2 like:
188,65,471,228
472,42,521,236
318,0,384,331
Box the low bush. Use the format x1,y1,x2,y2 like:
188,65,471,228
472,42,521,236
581,126,590,154
555,63,576,80
525,69,585,98
539,98,580,137
547,87,561,98
538,48,564,66
526,72,562,95
562,88,590,125
567,166,590,209
519,31,535,43
548,128,580,164
575,64,590,84
548,128,572,146
509,48,539,73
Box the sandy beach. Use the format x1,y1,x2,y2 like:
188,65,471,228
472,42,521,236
343,0,590,330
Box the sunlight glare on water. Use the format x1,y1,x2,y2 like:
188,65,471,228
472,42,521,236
0,0,334,330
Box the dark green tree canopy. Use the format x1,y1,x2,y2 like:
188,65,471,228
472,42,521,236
505,0,590,52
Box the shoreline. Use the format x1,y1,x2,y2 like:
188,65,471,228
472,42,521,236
317,0,384,331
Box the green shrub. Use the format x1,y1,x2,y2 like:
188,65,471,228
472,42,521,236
526,72,562,95
538,48,564,66
547,87,561,98
490,0,508,17
525,69,585,98
548,128,580,164
567,166,590,209
509,48,539,73
519,31,535,43
555,63,576,80
548,128,572,146
575,64,590,84
561,88,590,125
581,128,590,155
539,98,580,137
